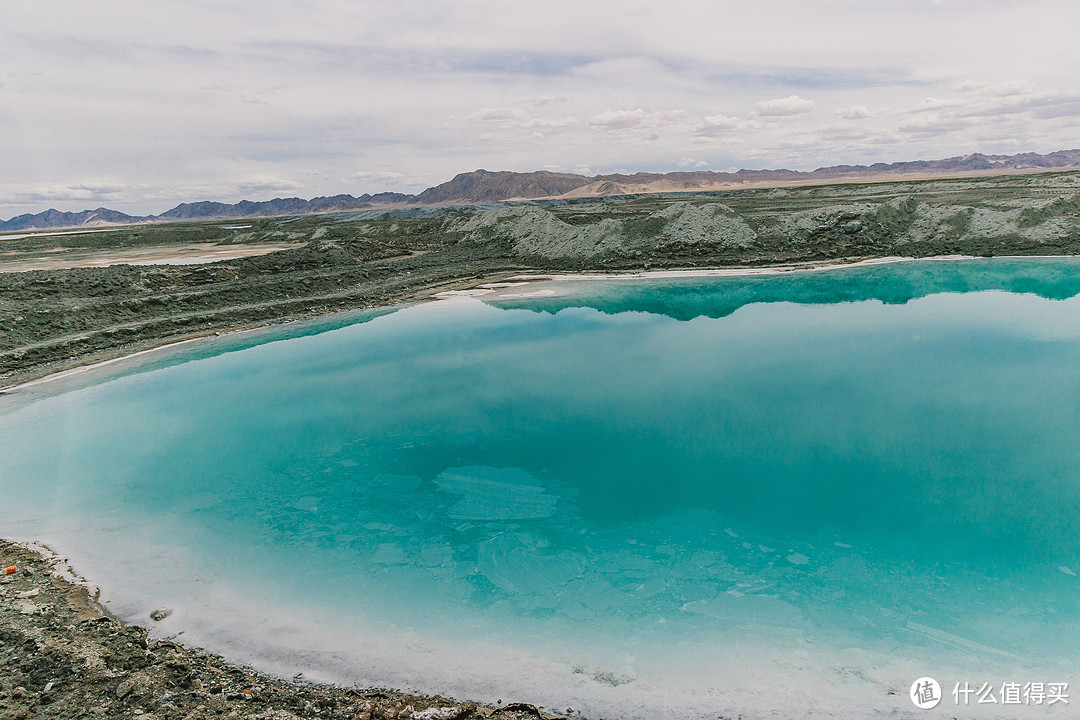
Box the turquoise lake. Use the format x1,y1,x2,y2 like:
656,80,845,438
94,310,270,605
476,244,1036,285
2,258,1080,718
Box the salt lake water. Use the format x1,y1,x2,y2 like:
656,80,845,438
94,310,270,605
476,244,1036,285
3,258,1080,718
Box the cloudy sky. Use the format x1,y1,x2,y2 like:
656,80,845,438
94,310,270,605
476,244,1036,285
3,0,1079,217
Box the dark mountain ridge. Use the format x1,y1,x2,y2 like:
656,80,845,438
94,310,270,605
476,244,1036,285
157,192,412,221
0,207,142,232
413,170,587,204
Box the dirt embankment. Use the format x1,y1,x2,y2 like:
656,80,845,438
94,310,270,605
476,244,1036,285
0,221,532,388
0,539,572,720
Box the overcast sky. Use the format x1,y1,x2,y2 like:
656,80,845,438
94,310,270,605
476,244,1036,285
3,0,1079,217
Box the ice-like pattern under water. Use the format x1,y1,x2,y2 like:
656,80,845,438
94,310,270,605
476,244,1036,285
2,258,1080,718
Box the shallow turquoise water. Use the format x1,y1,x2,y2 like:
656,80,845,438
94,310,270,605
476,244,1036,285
3,258,1080,717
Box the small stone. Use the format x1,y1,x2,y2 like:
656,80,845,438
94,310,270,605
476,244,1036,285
150,607,173,621
16,588,40,599
16,600,45,615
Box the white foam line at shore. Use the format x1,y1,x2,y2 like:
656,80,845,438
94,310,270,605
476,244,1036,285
2,536,102,600
505,255,979,284
1,337,208,394
434,288,497,298
497,289,557,298
0,302,407,395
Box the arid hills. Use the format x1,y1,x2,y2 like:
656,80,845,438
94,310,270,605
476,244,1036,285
3,149,1080,232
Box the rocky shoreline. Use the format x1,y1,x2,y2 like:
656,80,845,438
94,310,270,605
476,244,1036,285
0,539,571,720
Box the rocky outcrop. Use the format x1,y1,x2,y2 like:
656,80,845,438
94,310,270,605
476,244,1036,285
456,201,758,259
456,206,626,258
453,187,1080,261
414,169,588,204
653,202,756,249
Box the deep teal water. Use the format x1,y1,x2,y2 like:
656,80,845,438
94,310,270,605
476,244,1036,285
2,258,1080,717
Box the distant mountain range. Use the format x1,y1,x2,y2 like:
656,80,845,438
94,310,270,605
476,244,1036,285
4,149,1079,232
0,192,413,232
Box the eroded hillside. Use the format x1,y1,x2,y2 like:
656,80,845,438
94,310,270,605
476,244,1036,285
453,171,1080,266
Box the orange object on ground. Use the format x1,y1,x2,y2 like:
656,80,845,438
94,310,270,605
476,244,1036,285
2,566,15,575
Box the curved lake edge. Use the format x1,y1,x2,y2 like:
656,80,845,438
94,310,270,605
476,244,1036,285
2,252,1029,396
0,537,529,720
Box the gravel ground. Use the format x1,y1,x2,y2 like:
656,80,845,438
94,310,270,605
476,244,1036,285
0,540,575,720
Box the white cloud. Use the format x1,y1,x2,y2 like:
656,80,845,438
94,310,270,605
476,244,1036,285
813,123,901,146
587,108,687,133
956,79,1034,97
836,106,890,120
694,113,742,136
348,171,405,183
755,95,815,117
961,90,1080,120
1,181,132,207
518,95,568,107
914,97,960,111
898,112,972,135
468,107,524,123
837,106,871,120
466,107,577,129
676,157,708,168
234,176,305,194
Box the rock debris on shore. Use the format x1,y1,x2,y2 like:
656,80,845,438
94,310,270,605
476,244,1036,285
0,540,573,720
